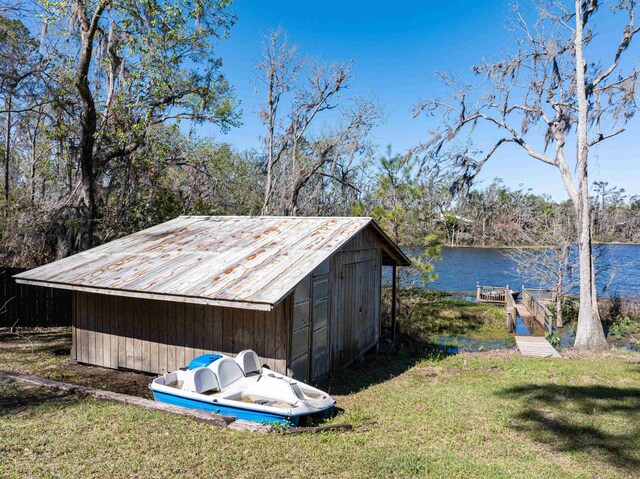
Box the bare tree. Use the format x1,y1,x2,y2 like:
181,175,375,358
505,214,576,328
257,30,381,216
415,1,639,350
256,30,302,215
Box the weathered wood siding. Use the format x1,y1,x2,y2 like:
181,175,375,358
72,292,290,375
73,227,385,379
328,228,382,370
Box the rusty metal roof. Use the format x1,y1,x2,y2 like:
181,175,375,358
14,216,409,311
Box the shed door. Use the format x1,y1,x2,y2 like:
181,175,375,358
339,259,376,367
290,261,330,382
311,276,329,380
291,276,311,380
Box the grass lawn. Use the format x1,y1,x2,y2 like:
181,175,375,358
387,289,515,352
1,328,640,478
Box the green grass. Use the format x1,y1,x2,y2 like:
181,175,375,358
1,328,640,478
383,288,512,349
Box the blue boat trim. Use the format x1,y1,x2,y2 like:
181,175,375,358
150,388,335,427
188,354,223,370
152,389,298,425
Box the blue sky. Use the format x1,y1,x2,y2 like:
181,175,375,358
209,0,640,200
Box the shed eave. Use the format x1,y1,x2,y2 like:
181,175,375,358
12,278,275,311
367,220,412,267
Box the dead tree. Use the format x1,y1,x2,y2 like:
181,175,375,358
505,216,576,328
415,1,639,351
256,30,302,215
256,31,381,216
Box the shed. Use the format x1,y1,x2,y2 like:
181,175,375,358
14,216,410,382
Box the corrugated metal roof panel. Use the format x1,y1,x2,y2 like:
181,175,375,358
14,216,410,310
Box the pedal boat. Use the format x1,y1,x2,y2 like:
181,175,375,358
149,350,336,426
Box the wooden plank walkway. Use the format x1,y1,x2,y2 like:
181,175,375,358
514,299,544,327
513,299,560,358
515,336,561,358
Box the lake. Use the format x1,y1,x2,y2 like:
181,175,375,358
397,244,640,298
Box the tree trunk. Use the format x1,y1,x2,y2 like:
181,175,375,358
555,291,563,328
573,202,607,349
261,73,276,216
3,91,12,211
572,0,608,351
76,30,99,251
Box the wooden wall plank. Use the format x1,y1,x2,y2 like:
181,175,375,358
262,306,274,370
213,306,223,354
117,296,126,369
117,296,124,368
222,308,233,357
273,297,288,374
149,299,158,374
157,300,168,374
195,304,205,358
183,302,194,364
103,294,111,368
175,302,186,368
132,298,141,371
253,309,265,364
167,301,177,373
141,299,151,373
125,297,134,370
95,294,105,367
71,292,77,361
76,293,83,363
109,295,118,369
242,308,250,352
88,293,97,366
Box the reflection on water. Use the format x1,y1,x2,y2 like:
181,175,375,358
435,335,516,353
515,316,531,336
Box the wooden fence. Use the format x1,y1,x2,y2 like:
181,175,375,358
522,287,553,334
0,267,72,328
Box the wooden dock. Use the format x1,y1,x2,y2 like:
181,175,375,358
477,284,560,358
514,336,561,358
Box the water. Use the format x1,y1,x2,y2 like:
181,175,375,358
398,244,640,298
434,335,516,354
387,244,640,353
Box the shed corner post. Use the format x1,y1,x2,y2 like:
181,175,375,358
391,265,399,348
70,291,77,362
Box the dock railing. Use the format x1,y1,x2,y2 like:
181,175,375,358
504,286,517,333
522,287,553,334
476,285,506,304
524,288,557,303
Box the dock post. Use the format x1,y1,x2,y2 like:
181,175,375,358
476,283,481,302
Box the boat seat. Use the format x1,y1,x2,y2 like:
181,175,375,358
235,350,261,376
209,358,244,389
183,366,219,394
